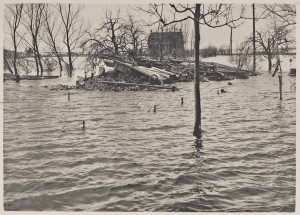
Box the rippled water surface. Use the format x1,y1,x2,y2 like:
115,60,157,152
3,72,296,212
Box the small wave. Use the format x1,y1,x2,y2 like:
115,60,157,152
174,174,198,185
110,183,142,192
231,186,269,196
112,111,128,115
131,125,181,132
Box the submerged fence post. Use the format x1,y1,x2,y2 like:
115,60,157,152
82,120,85,130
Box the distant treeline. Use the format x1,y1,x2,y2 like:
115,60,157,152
4,48,295,61
218,52,296,56
178,46,296,59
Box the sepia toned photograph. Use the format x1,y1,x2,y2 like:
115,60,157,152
2,0,297,212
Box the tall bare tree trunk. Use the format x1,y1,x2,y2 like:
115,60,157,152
56,52,63,76
13,40,18,75
66,32,73,77
33,43,40,76
35,43,44,76
268,56,272,72
193,4,201,138
67,47,73,76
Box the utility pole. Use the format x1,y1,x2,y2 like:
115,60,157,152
230,27,233,56
191,29,194,58
252,4,256,72
276,43,283,100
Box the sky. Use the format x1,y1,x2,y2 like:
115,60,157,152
81,4,274,49
3,3,295,51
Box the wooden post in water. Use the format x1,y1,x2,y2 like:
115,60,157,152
68,92,70,101
82,120,85,130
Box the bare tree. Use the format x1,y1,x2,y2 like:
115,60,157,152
263,4,296,28
42,4,63,76
3,49,14,74
123,13,146,57
97,8,127,55
138,4,245,138
80,29,107,72
80,8,129,67
56,3,85,76
256,20,295,72
23,4,45,76
5,4,24,75
230,37,253,70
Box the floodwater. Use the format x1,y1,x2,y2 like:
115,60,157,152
3,69,296,211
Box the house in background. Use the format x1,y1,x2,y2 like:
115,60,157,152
147,29,184,60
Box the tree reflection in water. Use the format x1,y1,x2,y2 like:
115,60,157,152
192,138,216,196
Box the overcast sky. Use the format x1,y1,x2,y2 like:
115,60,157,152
82,4,273,49
3,3,295,51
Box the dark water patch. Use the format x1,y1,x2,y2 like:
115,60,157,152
130,124,182,132
112,111,128,115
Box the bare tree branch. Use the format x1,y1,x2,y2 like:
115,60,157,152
56,3,86,76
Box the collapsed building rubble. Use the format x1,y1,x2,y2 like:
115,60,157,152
76,56,257,92
4,53,257,92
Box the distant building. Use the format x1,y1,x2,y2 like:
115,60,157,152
147,30,184,59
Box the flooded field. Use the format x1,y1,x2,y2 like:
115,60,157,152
3,69,296,211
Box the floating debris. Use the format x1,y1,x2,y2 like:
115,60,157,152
49,84,76,91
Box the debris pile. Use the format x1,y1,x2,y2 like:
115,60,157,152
77,77,165,92
76,70,178,92
132,58,256,82
4,54,257,92
76,57,256,92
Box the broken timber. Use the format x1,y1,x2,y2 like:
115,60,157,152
114,60,176,84
95,80,178,91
